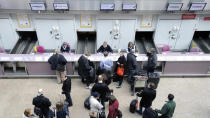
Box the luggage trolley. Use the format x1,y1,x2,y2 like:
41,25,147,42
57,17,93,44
133,75,147,95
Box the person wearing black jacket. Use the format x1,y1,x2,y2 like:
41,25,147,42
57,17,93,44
78,53,94,89
115,51,126,88
48,50,67,84
146,48,157,75
32,89,51,118
97,41,113,53
62,76,73,107
60,42,70,53
143,107,158,118
91,75,110,108
126,49,137,91
136,83,156,115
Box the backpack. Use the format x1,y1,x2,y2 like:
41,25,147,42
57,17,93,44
117,109,123,118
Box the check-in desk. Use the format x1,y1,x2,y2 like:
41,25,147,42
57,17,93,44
0,53,210,77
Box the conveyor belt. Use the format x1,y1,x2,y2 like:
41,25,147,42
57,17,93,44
11,38,37,54
135,38,158,54
193,37,210,53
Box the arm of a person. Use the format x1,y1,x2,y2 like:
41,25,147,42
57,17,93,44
108,45,113,53
96,102,104,110
97,46,102,53
156,104,168,115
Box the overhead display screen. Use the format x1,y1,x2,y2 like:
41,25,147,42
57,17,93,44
122,4,137,11
167,3,183,11
53,3,69,11
189,3,207,11
100,3,115,11
30,3,46,11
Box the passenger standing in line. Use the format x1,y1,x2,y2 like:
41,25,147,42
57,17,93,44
48,49,67,84
32,89,52,118
146,48,157,75
115,51,126,88
89,92,103,118
136,83,156,115
97,41,113,53
107,95,119,118
55,102,69,118
62,76,73,107
99,51,113,85
91,75,110,108
78,53,94,89
155,94,176,118
126,42,134,53
126,49,137,91
60,42,70,53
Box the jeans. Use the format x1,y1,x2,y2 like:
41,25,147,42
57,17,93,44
64,92,73,107
127,69,136,83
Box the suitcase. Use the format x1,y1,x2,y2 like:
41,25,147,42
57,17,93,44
84,96,90,110
147,73,160,89
129,97,138,113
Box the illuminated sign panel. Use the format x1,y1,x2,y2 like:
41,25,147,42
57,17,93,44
100,3,115,11
167,3,183,11
189,3,207,11
30,3,46,11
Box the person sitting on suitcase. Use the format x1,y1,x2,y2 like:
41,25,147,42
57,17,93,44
89,92,103,118
155,94,176,118
136,83,156,115
92,75,110,108
62,76,73,107
146,48,157,75
55,101,69,118
108,95,119,118
32,89,52,118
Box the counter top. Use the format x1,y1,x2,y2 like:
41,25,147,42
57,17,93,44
0,52,210,62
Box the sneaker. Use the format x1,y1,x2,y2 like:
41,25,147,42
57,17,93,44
116,85,121,88
88,86,92,89
85,86,89,89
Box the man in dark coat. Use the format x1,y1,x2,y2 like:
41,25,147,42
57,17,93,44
146,48,157,75
62,76,73,107
91,75,110,107
136,83,156,115
97,41,113,53
32,89,51,118
48,50,67,84
78,53,94,89
126,49,137,91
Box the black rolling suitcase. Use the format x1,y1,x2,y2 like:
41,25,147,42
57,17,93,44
129,96,138,113
147,73,160,89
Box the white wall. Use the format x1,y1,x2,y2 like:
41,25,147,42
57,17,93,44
197,15,210,31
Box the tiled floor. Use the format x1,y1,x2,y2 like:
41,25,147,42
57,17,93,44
0,77,210,118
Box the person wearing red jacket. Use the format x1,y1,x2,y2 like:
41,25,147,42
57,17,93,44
108,95,119,118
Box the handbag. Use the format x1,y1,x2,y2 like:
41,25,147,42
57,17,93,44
117,64,124,76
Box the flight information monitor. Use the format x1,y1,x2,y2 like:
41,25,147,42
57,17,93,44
167,3,183,11
122,4,137,11
53,3,69,11
30,3,46,11
189,3,207,11
100,3,115,11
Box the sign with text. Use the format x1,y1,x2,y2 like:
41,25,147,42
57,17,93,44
100,3,115,11
53,3,69,11
182,14,196,19
30,3,46,11
189,3,206,11
122,4,137,11
167,3,183,11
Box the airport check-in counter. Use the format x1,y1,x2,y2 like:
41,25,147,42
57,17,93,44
0,53,210,77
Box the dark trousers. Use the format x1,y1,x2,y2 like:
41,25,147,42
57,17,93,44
117,75,123,86
159,115,169,118
64,92,73,107
147,66,155,75
39,111,51,118
127,69,136,83
104,70,112,86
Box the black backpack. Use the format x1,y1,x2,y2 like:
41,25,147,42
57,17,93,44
129,99,138,113
117,109,123,118
84,96,90,110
